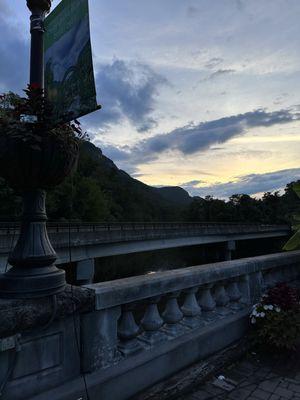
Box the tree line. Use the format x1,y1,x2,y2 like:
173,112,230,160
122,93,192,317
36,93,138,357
0,142,298,225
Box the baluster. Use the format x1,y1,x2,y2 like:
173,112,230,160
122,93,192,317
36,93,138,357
198,284,217,322
263,270,276,289
251,271,265,301
162,291,184,337
214,281,230,316
140,296,165,345
118,303,142,355
239,274,251,305
227,279,242,309
181,287,202,328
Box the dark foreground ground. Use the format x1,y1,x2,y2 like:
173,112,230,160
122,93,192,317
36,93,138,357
180,349,300,400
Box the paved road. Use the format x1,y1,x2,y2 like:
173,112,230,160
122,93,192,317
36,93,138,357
181,350,300,400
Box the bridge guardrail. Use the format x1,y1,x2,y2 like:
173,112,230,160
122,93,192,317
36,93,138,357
0,221,291,235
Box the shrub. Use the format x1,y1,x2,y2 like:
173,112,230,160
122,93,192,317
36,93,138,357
250,283,300,350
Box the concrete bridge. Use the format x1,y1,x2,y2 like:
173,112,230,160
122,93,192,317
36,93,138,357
0,222,290,282
0,222,290,283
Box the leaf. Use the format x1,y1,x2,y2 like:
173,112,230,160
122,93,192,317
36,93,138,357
283,230,300,251
293,182,300,199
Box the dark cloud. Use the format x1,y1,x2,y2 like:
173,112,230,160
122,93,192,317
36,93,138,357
136,108,300,157
187,168,300,198
205,57,224,69
180,180,204,187
207,69,236,80
85,59,168,132
0,14,29,93
95,108,300,169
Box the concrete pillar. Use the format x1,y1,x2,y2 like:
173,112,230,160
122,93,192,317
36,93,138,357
81,306,121,372
75,259,95,285
224,240,236,261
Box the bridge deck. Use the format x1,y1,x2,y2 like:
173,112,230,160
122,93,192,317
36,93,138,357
0,222,291,266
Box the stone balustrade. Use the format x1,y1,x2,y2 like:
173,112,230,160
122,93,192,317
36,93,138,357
0,251,299,400
81,252,299,381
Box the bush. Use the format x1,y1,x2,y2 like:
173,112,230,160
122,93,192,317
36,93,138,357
250,283,300,350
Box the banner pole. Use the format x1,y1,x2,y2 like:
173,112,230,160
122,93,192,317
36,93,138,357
27,0,51,88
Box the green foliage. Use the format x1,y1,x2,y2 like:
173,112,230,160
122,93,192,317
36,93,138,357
255,309,300,351
185,183,300,225
283,183,300,251
0,87,86,156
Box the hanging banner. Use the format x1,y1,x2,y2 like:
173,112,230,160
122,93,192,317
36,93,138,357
44,0,98,122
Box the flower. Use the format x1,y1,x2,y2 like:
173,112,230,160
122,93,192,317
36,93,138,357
275,307,281,313
263,304,274,311
260,312,266,318
251,317,256,324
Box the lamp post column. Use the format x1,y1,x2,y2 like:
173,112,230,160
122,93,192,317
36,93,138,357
0,0,67,298
27,0,51,88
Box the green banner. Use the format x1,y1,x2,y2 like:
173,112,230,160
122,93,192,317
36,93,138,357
44,0,98,122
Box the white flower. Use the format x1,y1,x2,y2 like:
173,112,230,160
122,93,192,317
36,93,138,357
275,307,281,312
260,312,265,318
251,317,256,324
263,304,274,311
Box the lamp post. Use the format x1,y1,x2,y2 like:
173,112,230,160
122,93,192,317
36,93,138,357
28,0,51,88
0,0,67,298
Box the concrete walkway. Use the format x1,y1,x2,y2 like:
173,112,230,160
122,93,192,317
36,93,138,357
180,349,300,400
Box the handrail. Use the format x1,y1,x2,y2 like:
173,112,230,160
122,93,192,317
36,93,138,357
88,250,300,310
0,221,290,234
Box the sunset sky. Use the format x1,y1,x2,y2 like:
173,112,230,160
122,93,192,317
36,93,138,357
1,0,300,198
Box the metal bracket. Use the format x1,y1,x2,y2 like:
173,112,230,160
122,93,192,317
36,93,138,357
30,15,45,33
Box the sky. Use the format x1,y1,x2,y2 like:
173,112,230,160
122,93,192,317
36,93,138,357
1,0,300,198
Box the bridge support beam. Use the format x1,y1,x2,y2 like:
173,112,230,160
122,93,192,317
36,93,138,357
75,259,95,285
224,240,236,261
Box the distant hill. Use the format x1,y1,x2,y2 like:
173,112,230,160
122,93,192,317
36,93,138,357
155,186,192,206
47,141,190,221
0,140,297,224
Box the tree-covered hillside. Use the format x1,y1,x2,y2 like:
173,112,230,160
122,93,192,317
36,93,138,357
0,141,299,224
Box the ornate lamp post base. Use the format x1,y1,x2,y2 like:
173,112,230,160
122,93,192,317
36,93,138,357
0,190,66,299
0,266,65,299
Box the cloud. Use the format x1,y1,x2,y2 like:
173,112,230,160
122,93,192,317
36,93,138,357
0,13,29,93
85,59,168,132
95,107,300,169
205,57,224,69
181,180,204,186
136,107,300,157
187,168,300,198
186,6,199,18
0,3,10,14
235,0,245,11
207,69,236,80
